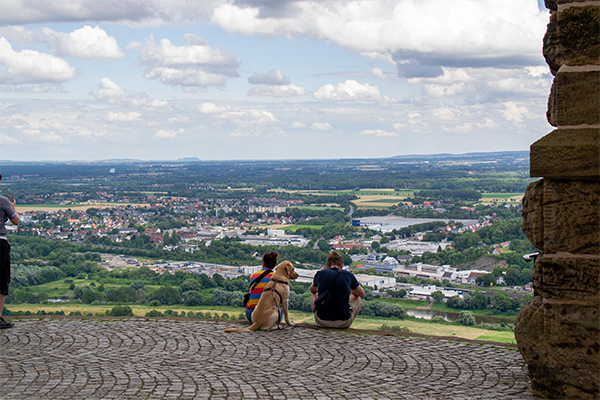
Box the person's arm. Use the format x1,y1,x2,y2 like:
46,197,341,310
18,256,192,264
9,199,19,225
309,284,318,294
349,273,365,298
351,285,365,298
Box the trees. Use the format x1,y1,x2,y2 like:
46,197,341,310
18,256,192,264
476,273,495,287
149,286,181,305
432,291,445,303
182,290,204,306
457,310,476,326
107,305,134,316
492,291,519,312
178,278,202,294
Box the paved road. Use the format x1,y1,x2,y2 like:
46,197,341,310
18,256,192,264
0,318,535,399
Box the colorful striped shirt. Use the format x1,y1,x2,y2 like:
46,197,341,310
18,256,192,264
246,268,275,309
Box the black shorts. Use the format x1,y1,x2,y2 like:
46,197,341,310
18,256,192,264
0,239,10,296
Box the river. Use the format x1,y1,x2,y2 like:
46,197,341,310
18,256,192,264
405,308,516,324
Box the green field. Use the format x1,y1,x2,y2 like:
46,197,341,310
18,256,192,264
284,224,325,231
5,303,516,344
288,206,343,210
480,193,523,199
363,199,403,203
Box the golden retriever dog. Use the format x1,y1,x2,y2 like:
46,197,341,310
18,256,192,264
223,261,298,332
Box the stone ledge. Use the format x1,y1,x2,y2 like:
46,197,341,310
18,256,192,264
0,318,533,400
530,128,600,179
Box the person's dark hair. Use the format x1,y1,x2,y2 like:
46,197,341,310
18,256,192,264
262,252,278,269
326,251,344,268
0,173,2,181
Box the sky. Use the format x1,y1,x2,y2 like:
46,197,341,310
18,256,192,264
0,0,553,161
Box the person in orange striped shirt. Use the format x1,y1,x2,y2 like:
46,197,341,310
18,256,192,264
245,252,278,323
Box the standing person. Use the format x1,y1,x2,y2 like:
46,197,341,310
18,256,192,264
245,252,278,323
0,174,19,329
310,250,365,329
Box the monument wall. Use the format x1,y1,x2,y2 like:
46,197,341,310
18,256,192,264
515,0,600,398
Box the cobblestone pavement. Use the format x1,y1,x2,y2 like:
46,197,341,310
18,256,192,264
0,318,535,399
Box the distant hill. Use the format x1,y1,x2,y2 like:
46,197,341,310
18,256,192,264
177,157,201,162
387,151,529,162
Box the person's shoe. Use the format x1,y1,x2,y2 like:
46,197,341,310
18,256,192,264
0,317,14,329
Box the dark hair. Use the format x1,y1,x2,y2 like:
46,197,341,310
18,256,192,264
262,252,278,269
326,251,344,268
0,173,2,181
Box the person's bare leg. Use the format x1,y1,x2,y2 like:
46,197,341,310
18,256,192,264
0,294,5,318
350,294,362,314
310,292,318,311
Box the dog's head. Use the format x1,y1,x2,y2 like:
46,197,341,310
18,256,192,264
275,260,298,280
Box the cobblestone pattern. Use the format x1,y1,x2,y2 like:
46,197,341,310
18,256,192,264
0,318,534,399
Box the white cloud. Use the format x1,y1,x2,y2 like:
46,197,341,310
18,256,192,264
0,37,76,84
126,40,142,50
368,67,387,79
440,117,498,133
248,69,289,85
392,122,406,131
168,115,189,122
133,98,170,110
211,0,547,72
310,122,333,131
218,109,277,125
42,26,124,59
501,101,530,124
93,77,129,101
197,102,231,114
0,133,22,145
138,36,239,89
154,128,184,138
2,1,548,73
361,129,397,137
0,26,35,44
248,84,305,97
291,121,306,128
313,80,395,103
106,111,141,122
407,66,551,99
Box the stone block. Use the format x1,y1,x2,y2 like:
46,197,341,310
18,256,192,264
545,0,557,11
557,0,596,3
543,11,560,75
547,79,557,126
556,70,600,126
538,253,600,301
542,180,600,254
522,180,545,249
530,128,600,179
557,5,600,66
542,302,599,395
516,295,600,399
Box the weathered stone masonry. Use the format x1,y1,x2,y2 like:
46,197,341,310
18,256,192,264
515,0,600,399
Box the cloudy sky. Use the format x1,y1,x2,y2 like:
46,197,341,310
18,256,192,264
0,0,552,161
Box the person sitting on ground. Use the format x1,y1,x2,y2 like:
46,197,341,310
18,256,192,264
310,250,365,329
245,251,279,323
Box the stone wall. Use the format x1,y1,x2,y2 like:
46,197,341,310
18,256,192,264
515,0,600,398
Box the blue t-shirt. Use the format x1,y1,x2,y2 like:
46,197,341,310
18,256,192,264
313,267,360,321
0,195,17,237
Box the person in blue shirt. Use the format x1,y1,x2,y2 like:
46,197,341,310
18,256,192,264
0,174,19,329
310,251,364,329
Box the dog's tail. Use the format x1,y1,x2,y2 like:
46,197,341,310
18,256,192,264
223,323,260,333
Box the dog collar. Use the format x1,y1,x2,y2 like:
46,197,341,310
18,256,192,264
271,279,289,285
